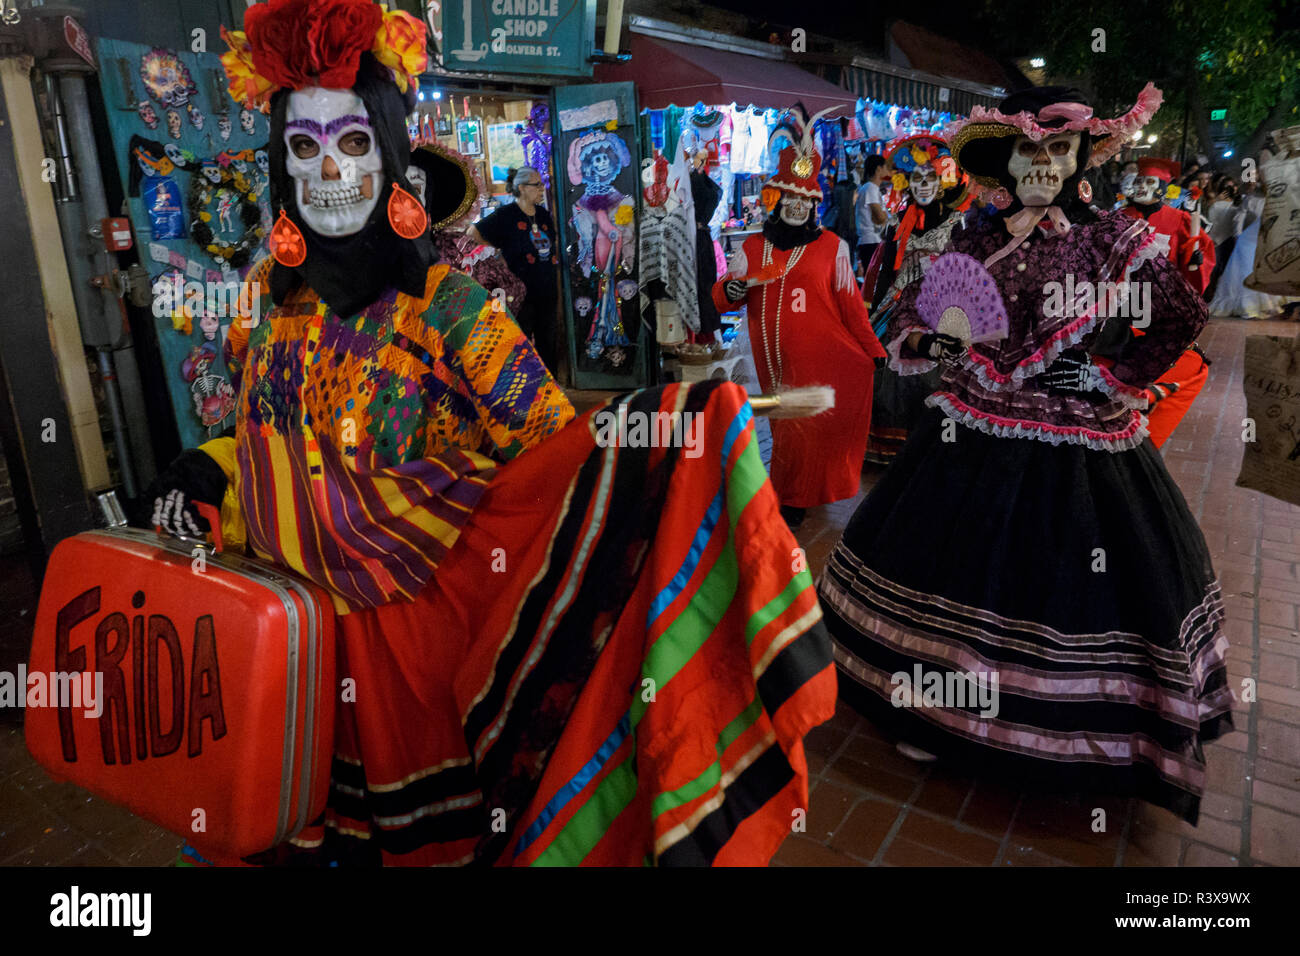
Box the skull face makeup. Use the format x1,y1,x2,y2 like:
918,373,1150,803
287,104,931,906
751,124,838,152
1130,174,1163,204
909,165,940,205
284,87,383,238
779,193,813,226
1007,132,1080,206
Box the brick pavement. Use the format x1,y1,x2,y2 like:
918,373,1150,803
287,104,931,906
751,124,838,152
1,318,1297,866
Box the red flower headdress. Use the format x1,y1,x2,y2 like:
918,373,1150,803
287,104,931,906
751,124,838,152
220,0,428,112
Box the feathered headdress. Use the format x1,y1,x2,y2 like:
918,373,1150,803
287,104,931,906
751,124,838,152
765,107,840,200
219,0,427,112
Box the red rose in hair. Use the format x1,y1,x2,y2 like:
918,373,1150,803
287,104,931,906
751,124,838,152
246,0,382,92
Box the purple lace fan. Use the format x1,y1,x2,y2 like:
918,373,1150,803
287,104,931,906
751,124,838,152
918,252,1009,344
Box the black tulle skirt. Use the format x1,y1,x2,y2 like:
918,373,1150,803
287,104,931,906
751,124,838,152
818,408,1234,824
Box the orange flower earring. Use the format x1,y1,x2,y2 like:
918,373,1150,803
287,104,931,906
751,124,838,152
269,209,306,267
387,184,428,239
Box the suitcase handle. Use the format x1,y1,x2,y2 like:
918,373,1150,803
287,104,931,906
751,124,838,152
154,500,224,553
196,501,224,553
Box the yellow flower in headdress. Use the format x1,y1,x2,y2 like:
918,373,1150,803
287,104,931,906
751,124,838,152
372,8,429,95
910,147,930,165
219,27,275,111
892,172,908,192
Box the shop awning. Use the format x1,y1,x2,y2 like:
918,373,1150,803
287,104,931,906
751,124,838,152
836,63,1001,115
593,34,857,115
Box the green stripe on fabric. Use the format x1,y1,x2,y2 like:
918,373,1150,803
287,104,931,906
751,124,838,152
631,543,738,729
650,698,763,819
745,573,811,648
725,431,768,534
530,756,638,866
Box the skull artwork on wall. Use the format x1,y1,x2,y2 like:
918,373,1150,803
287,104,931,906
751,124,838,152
284,87,383,238
1006,132,1080,207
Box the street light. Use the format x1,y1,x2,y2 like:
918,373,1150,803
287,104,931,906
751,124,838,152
1223,149,1234,159
1147,133,1158,144
1030,57,1046,68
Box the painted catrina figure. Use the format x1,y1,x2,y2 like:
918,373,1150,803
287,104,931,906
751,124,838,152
713,110,887,528
863,134,969,463
143,0,834,867
817,85,1234,825
568,129,637,361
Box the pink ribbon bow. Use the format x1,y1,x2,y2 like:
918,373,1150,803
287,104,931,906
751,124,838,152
984,205,1072,269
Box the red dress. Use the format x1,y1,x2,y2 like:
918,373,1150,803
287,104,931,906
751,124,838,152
1120,203,1216,294
713,230,886,508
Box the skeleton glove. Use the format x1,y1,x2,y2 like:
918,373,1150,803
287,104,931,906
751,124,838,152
1040,349,1105,394
145,448,228,540
917,332,966,366
724,279,747,303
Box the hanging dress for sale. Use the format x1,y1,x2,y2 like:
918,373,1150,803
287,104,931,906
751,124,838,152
818,210,1234,825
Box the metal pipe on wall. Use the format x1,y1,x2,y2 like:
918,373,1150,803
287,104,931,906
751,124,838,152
53,70,151,497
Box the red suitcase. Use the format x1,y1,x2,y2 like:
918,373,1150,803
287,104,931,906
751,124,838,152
25,526,336,859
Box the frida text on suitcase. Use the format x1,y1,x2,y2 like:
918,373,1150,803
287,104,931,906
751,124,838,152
51,585,227,764
0,665,104,718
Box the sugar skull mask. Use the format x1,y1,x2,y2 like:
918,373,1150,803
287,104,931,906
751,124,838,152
778,193,814,226
1007,132,1080,207
909,165,940,205
284,88,383,238
1130,174,1163,204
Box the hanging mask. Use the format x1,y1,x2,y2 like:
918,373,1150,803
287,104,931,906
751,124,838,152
137,101,159,129
255,148,269,176
1007,132,1080,207
187,103,204,130
909,165,940,205
165,108,182,140
1130,174,1163,204
218,114,232,142
284,87,383,239
240,107,256,136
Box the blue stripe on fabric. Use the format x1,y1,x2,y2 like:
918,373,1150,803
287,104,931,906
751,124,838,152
721,402,752,464
644,403,752,631
514,712,632,858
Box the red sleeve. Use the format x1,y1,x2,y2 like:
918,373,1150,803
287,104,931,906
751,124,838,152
834,261,886,358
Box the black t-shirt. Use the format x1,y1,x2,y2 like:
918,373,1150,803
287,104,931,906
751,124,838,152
475,201,558,301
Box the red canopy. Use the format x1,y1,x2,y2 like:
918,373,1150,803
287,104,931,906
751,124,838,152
594,34,857,116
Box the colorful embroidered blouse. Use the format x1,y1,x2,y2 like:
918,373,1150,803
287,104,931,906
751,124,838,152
220,263,575,611
887,210,1207,452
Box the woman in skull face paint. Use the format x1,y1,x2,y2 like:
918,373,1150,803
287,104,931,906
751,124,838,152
818,85,1235,826
863,134,970,463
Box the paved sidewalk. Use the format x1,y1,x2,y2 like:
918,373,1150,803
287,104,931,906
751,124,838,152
1,318,1297,866
774,317,1300,867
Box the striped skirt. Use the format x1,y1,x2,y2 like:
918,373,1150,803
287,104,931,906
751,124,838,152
818,408,1235,825
227,380,834,865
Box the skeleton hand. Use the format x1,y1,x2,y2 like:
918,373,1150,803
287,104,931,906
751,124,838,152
917,332,965,366
1189,249,1203,268
724,279,747,303
1040,349,1103,394
145,448,227,541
